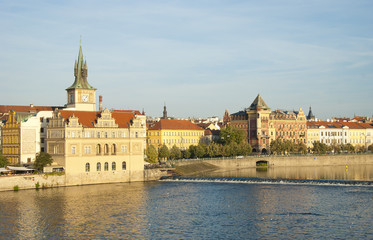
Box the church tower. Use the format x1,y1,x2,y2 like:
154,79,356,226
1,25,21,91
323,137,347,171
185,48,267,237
66,43,96,111
162,103,168,119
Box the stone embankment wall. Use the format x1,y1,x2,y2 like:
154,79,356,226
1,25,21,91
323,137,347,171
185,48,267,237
144,169,169,181
0,174,66,192
0,169,167,192
174,154,373,173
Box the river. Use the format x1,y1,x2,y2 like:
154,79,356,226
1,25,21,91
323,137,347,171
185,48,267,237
0,165,372,239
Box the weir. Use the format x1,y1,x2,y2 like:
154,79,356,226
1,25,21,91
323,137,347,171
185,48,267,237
161,176,373,187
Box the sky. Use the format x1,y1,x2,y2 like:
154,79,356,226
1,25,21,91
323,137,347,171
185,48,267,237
0,0,372,120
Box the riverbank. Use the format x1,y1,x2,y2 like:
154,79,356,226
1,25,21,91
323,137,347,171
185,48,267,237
174,154,373,176
0,169,167,192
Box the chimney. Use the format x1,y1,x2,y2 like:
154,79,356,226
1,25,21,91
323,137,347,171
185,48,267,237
99,95,103,111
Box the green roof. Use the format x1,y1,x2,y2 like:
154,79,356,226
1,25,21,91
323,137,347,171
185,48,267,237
66,44,96,90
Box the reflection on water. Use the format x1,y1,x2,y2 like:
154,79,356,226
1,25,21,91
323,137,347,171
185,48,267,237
0,177,372,239
202,164,373,181
0,183,150,239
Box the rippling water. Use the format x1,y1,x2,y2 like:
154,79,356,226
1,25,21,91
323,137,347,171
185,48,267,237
0,179,372,239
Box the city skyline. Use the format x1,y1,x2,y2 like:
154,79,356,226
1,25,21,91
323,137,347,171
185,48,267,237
1,1,372,119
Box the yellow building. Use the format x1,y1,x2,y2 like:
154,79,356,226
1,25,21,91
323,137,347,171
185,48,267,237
343,122,367,148
306,122,320,150
45,44,147,185
1,110,20,165
147,119,205,151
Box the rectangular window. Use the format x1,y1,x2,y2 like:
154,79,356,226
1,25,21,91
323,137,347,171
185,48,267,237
40,128,44,133
71,146,76,154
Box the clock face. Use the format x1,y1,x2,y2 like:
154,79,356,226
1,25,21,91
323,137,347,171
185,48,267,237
82,95,89,102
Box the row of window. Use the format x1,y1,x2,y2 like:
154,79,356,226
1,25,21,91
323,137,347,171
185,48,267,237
71,144,128,155
2,136,19,144
2,147,19,155
85,161,127,172
66,131,141,139
148,131,203,137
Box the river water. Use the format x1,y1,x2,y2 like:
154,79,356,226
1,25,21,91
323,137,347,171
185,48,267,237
0,165,372,239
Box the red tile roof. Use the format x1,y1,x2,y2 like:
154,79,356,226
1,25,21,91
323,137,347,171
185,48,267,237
60,110,135,128
0,105,61,114
113,110,142,115
148,119,204,131
307,121,370,129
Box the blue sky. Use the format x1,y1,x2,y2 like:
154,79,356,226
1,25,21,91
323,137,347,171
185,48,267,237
0,0,372,119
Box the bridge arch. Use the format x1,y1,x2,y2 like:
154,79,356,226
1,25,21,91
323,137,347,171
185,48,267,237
256,160,268,167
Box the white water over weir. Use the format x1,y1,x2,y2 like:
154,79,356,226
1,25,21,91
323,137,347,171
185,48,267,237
161,176,373,187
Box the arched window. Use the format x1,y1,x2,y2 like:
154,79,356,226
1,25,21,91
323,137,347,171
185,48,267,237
85,163,90,172
112,144,116,155
122,161,127,170
112,162,116,171
104,162,108,171
104,144,109,154
97,162,101,171
97,144,101,155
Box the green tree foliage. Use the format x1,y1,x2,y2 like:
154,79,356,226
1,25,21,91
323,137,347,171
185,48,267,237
183,149,191,159
206,142,221,157
270,139,284,154
312,141,328,154
356,145,365,153
342,143,355,153
146,144,158,163
296,142,308,154
34,152,53,172
158,144,169,160
0,154,9,168
219,126,245,145
169,145,182,160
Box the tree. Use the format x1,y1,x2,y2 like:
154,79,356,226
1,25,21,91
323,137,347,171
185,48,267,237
296,142,307,154
343,143,355,153
158,144,170,160
270,139,284,154
169,145,182,160
183,149,191,159
146,145,158,163
312,141,328,154
206,142,221,157
237,142,252,156
219,126,245,145
34,152,53,172
0,154,9,168
195,143,207,158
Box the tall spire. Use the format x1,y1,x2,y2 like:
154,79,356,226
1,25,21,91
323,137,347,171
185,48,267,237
66,41,96,90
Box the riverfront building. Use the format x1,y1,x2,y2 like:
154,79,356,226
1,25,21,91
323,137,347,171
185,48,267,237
147,119,205,151
227,94,306,153
1,110,54,165
45,44,146,185
306,121,373,151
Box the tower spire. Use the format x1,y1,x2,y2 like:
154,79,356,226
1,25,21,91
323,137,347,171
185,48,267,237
66,41,96,90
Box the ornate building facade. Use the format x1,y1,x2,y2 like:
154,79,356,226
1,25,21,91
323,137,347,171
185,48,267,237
45,44,146,185
1,111,20,165
227,94,306,153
